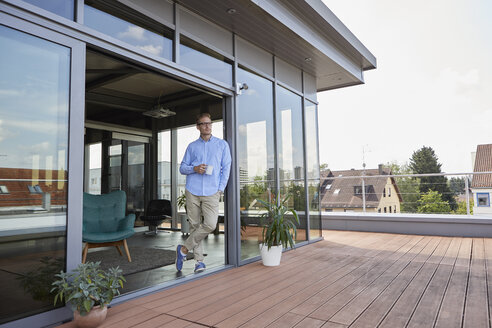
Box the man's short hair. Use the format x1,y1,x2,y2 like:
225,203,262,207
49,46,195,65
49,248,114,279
196,113,211,124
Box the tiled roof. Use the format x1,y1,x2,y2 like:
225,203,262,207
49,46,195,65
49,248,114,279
320,168,398,209
472,144,492,188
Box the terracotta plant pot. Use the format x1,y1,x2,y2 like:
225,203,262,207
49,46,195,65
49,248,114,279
73,306,108,328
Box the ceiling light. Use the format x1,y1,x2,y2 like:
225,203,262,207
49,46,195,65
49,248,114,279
227,8,236,14
143,105,176,119
304,57,312,62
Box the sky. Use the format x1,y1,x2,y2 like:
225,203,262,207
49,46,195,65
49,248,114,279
318,0,492,174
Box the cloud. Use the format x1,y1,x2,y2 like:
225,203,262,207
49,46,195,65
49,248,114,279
0,89,23,97
137,44,163,56
118,26,146,41
1,118,65,135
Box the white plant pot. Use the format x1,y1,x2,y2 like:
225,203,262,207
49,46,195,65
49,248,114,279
259,243,283,266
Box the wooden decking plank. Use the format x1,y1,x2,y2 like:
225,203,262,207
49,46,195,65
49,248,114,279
439,237,462,266
320,322,348,328
168,244,336,320
147,246,321,312
239,257,365,328
434,237,471,328
266,312,305,328
290,235,417,317
292,317,325,328
308,237,423,321
348,260,424,328
158,318,197,328
378,262,439,328
214,236,413,327
406,264,454,328
327,236,443,325
131,314,176,328
210,253,363,327
103,310,162,328
463,238,489,328
484,238,492,325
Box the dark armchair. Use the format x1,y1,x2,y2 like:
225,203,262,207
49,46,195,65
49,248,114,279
140,199,172,235
82,190,136,263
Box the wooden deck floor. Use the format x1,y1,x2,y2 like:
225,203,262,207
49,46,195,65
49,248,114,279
59,231,492,328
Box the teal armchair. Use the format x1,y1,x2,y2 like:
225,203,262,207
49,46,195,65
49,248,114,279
82,190,136,263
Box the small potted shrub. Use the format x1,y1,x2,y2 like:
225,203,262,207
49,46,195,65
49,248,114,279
257,193,299,266
51,261,125,328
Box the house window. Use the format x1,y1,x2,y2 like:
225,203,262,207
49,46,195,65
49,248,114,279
354,186,362,195
334,188,341,195
383,188,386,197
384,207,387,213
0,185,9,194
477,193,490,207
394,205,397,212
389,207,392,213
388,187,391,197
28,185,43,194
378,208,381,213
325,184,332,190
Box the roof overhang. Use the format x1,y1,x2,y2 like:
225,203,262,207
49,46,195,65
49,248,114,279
180,0,376,92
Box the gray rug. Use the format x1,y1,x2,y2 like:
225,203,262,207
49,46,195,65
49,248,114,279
86,246,194,275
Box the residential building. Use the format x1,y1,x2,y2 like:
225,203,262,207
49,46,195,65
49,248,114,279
471,144,492,216
0,0,375,326
320,165,401,213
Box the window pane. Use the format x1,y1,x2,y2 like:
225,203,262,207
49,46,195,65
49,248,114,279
127,142,145,212
0,25,70,323
305,102,321,238
84,4,173,60
237,68,275,260
276,86,306,242
158,130,171,200
180,39,232,85
23,0,74,20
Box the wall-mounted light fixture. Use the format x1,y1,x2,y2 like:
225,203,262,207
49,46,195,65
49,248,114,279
236,82,249,95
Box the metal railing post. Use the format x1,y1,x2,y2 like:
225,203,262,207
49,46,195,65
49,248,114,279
465,176,470,215
362,177,366,212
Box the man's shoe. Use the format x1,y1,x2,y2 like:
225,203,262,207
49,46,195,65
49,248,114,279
194,262,206,273
175,245,186,271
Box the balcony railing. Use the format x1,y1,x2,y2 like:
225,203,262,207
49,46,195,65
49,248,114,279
321,171,492,216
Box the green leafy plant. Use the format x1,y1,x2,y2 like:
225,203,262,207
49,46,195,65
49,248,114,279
257,193,299,250
51,261,125,316
177,192,187,212
17,256,64,302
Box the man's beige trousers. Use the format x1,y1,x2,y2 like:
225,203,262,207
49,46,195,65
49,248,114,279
183,189,220,262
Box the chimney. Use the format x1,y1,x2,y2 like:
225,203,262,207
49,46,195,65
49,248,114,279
378,164,384,175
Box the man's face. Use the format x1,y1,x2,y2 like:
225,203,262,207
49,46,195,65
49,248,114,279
196,117,212,136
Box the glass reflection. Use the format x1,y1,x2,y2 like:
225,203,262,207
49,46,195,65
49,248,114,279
158,131,171,200
180,39,232,85
305,102,321,238
237,68,275,260
23,0,74,20
84,4,173,60
276,86,306,242
127,142,145,213
0,26,70,323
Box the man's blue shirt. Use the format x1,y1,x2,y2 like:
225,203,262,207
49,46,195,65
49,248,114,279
179,135,232,196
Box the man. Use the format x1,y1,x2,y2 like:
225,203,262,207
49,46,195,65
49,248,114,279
176,113,231,273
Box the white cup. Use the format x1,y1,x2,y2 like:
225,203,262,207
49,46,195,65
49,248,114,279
205,165,213,175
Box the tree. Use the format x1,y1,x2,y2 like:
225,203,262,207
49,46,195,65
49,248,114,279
385,161,420,213
449,177,466,196
454,199,473,215
320,163,329,172
409,146,457,210
417,190,451,214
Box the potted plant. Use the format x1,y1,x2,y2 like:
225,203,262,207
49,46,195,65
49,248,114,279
257,193,299,266
51,261,125,328
177,192,190,235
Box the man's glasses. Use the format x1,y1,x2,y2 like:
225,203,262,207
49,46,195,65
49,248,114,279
197,122,212,127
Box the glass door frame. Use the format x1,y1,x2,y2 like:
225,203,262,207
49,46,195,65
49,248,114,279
0,9,86,328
